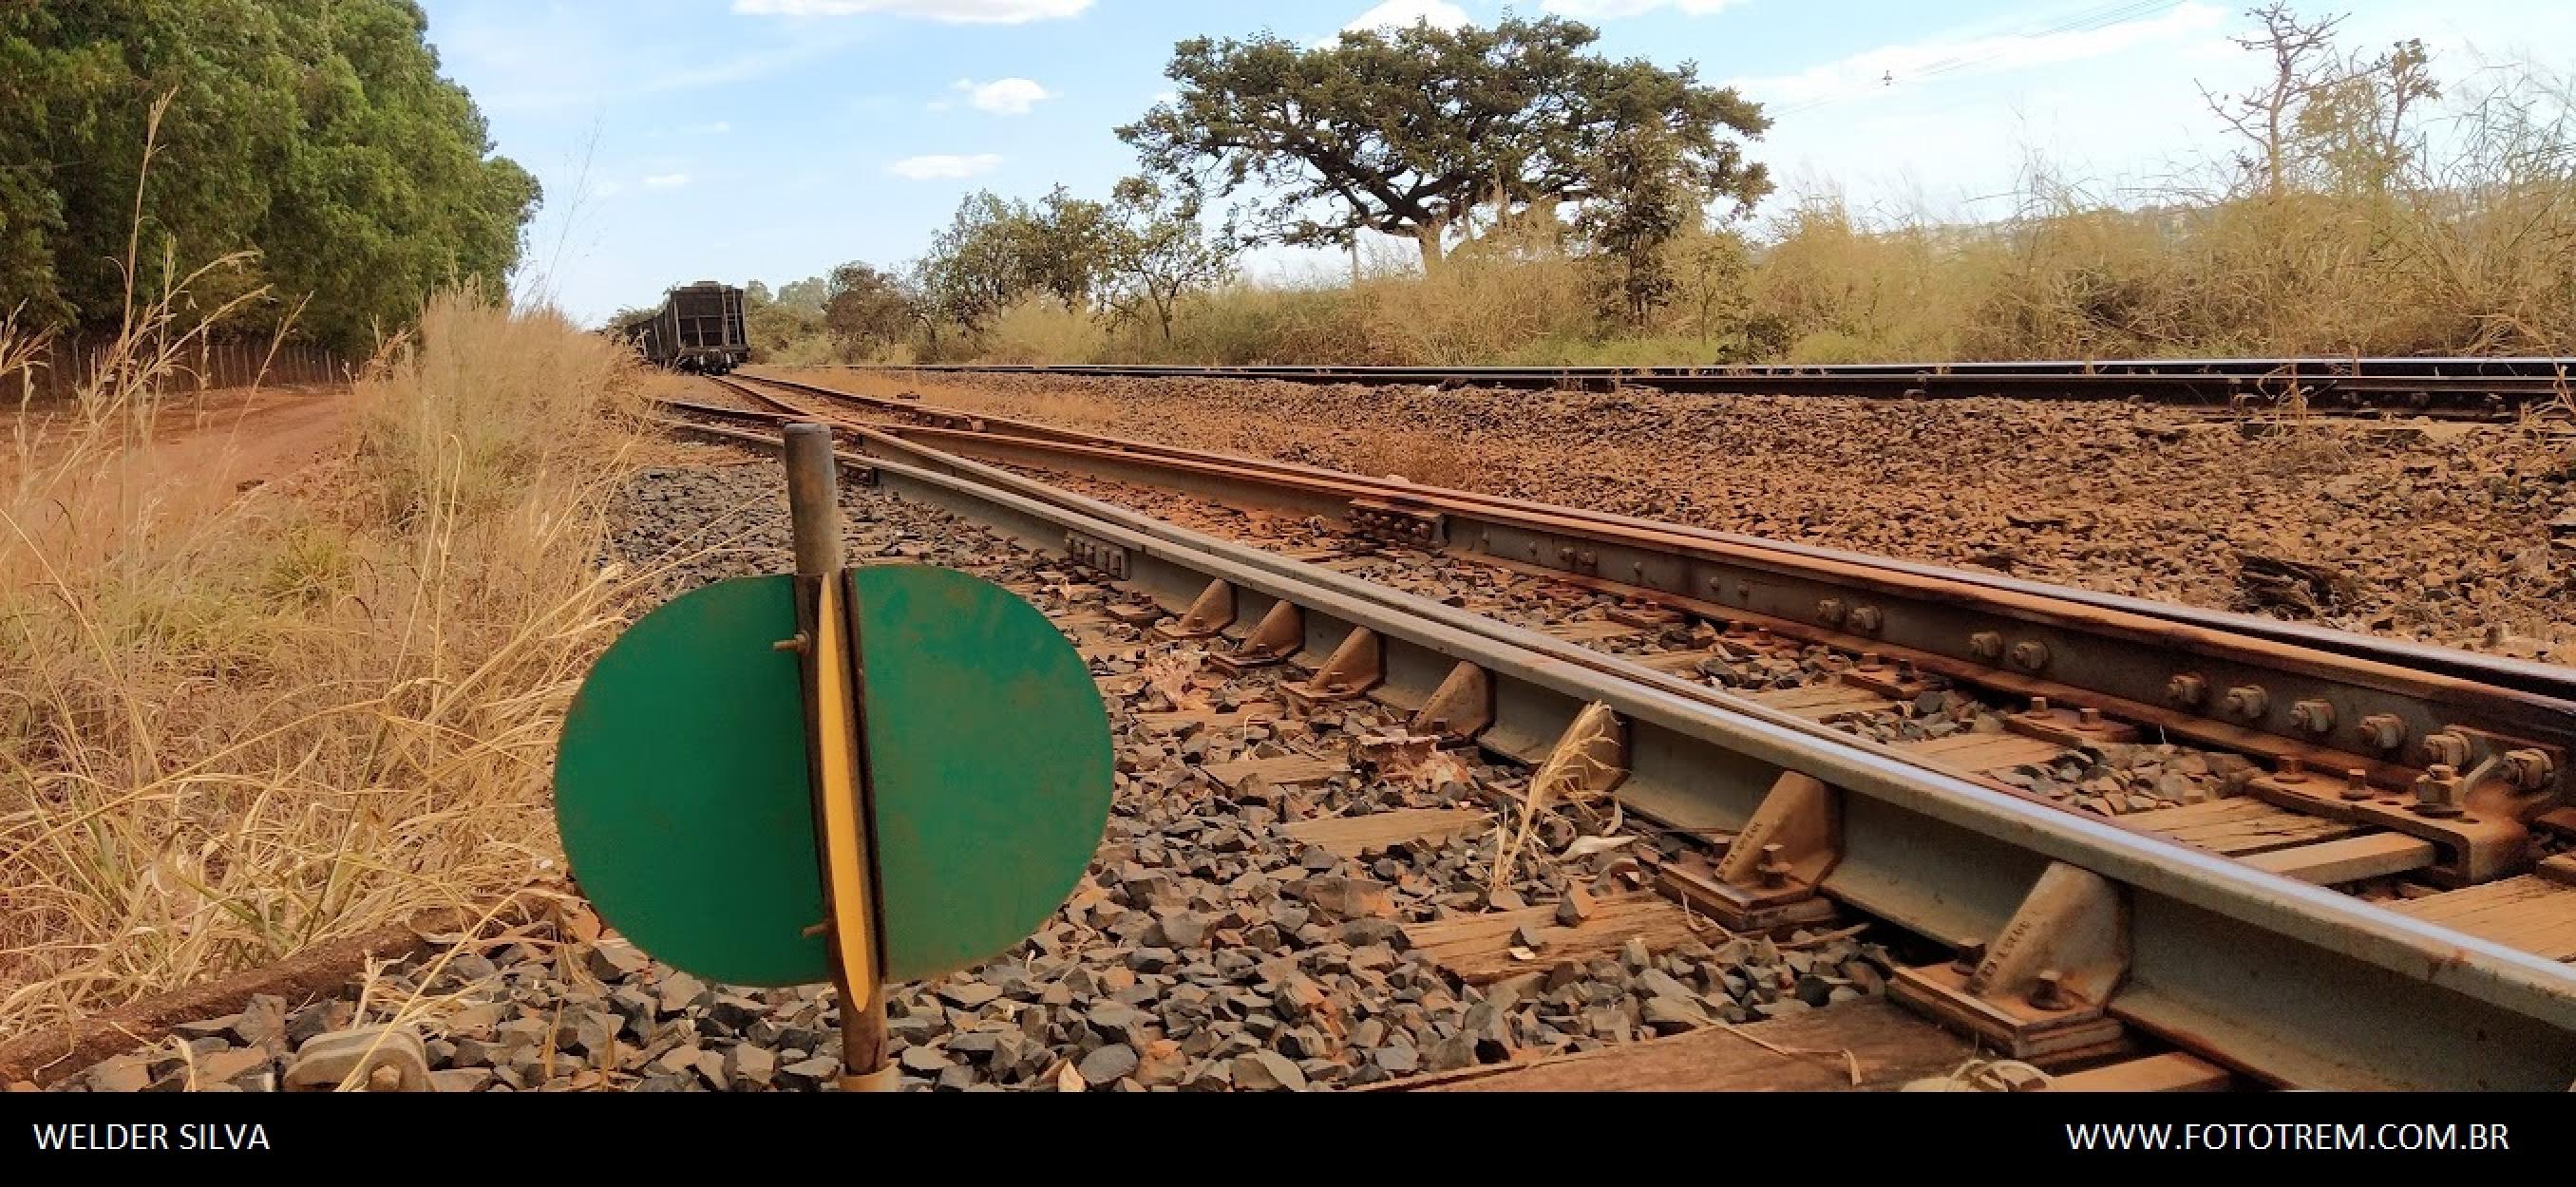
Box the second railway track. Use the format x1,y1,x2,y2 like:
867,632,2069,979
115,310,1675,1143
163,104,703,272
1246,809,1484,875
641,372,2576,1089
829,357,2576,422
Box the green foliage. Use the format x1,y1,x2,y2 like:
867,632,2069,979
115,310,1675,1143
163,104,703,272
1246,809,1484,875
907,186,1134,347
1119,14,1770,267
742,277,824,362
912,193,1029,336
1579,125,1696,326
0,1,540,349
1023,186,1116,309
773,275,829,318
1097,178,1232,344
823,261,912,353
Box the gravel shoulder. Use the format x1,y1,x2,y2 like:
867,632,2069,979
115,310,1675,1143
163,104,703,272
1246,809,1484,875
784,369,2576,664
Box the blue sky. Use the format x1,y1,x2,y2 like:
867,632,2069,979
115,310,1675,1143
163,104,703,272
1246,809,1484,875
414,0,2575,324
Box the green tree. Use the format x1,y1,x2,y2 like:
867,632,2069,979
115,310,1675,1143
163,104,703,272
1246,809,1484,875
773,275,829,317
1579,124,1696,326
910,193,1025,337
1098,178,1232,345
1022,185,1116,310
823,261,913,354
1119,15,1769,270
0,1,540,349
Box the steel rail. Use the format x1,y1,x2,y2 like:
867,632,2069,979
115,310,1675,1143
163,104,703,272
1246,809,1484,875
717,376,2576,789
741,370,2575,699
653,410,2576,1090
828,357,2576,420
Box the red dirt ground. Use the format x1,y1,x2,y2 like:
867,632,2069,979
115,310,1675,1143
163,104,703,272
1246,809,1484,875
5,383,354,496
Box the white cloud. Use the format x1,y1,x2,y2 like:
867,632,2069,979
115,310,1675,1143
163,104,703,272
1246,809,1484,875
1542,0,1747,17
642,173,692,189
886,153,1004,180
731,0,1089,21
953,77,1051,116
1734,2,2225,110
1342,0,1468,34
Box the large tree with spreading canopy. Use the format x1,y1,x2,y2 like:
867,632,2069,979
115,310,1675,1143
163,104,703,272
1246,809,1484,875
1117,14,1770,269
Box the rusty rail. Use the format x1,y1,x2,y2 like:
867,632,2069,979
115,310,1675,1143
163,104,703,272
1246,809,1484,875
737,370,2572,699
713,376,2576,843
828,358,2576,421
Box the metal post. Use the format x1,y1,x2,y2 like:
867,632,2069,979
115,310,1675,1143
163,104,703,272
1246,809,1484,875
781,424,896,1093
786,424,845,576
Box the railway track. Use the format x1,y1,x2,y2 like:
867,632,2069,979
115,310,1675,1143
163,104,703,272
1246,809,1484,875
644,374,2576,1090
832,357,2576,421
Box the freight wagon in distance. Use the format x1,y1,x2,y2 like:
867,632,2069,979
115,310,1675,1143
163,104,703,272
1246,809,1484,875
620,281,749,374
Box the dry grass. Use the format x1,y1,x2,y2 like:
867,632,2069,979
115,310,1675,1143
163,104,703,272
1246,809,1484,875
0,289,647,1039
938,65,2576,369
1096,163,2576,367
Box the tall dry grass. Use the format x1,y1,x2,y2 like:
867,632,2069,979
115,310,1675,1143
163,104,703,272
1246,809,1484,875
0,288,645,1038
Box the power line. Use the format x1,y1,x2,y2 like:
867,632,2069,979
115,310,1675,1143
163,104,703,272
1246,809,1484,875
1912,0,2176,82
1769,0,2188,119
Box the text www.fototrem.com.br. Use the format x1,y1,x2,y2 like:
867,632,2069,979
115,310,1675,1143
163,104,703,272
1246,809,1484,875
2067,1122,2514,1153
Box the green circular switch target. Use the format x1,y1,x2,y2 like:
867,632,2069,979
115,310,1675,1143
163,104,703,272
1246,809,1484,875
849,564,1115,982
554,566,1114,988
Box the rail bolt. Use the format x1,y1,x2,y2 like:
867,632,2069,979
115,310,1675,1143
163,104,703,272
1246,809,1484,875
1755,843,1791,890
2357,713,2407,751
2166,672,2209,707
1967,631,2004,662
2289,699,2337,735
2341,767,2374,801
2007,640,2050,672
1815,598,1848,626
1848,606,1885,634
2413,764,2465,818
2222,685,2270,720
2503,749,2556,793
1950,938,1987,976
2421,731,2472,770
2027,969,2069,1011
